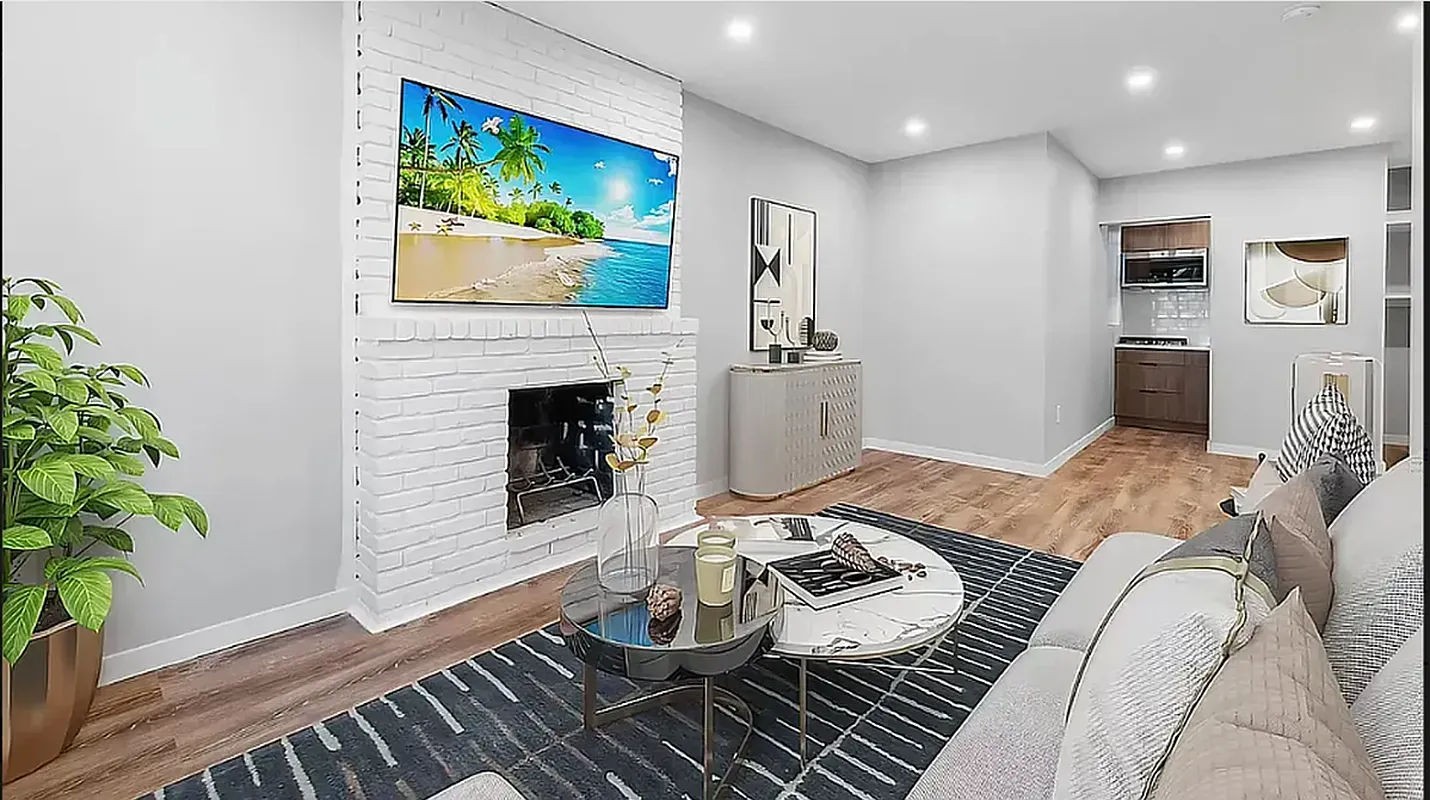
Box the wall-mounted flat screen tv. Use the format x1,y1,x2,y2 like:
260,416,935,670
392,79,678,308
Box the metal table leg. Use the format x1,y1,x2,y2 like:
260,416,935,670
798,657,808,764
582,664,753,799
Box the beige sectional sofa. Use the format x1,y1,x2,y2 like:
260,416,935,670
909,456,1425,799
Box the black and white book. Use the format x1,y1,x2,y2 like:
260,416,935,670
767,548,902,610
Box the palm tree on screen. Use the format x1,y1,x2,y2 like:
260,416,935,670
417,86,460,208
441,120,482,215
480,115,550,188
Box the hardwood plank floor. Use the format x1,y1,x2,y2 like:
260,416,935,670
4,426,1252,799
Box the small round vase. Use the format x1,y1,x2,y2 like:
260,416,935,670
811,330,840,352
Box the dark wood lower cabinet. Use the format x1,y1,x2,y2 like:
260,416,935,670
1115,348,1209,436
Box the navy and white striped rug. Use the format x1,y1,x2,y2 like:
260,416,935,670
151,505,1078,800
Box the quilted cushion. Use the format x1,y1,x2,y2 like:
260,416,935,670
1322,457,1424,705
1151,590,1386,800
1278,384,1376,484
1351,629,1424,800
1256,474,1334,628
1052,516,1277,799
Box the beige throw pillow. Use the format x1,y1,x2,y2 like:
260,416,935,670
1153,589,1386,800
1257,474,1335,629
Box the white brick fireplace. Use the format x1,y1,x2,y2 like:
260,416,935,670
342,2,698,630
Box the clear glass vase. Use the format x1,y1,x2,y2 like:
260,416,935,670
596,487,660,595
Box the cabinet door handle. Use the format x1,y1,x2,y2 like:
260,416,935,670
1137,362,1163,367
821,401,828,437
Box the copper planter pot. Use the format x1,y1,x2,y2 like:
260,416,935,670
2,619,103,783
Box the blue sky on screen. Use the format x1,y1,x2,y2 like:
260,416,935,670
400,80,677,244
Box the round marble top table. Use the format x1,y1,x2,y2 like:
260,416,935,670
668,514,966,660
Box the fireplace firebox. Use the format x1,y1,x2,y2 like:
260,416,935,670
506,383,614,528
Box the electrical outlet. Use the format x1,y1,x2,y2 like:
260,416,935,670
1055,404,1062,424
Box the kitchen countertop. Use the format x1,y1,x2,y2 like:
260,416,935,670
1115,343,1212,352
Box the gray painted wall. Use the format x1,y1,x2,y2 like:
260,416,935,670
1044,139,1115,460
1,2,344,655
680,94,870,492
1098,147,1388,454
867,135,1052,465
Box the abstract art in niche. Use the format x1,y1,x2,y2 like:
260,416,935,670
1244,237,1348,325
392,79,677,308
750,198,816,351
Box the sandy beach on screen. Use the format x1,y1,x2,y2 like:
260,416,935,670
394,206,613,302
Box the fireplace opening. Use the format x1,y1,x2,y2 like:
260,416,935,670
507,383,614,528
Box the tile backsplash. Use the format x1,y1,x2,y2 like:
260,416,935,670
1121,289,1211,344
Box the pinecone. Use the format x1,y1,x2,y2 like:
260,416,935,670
648,611,681,645
831,532,881,573
647,583,682,621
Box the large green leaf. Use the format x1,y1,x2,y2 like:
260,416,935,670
3,423,36,441
120,407,160,438
75,426,113,445
89,481,153,515
150,494,186,531
17,342,64,371
18,461,76,505
63,454,115,480
6,293,31,321
176,495,209,536
56,324,100,346
3,524,52,550
55,378,90,404
104,452,147,476
15,370,56,394
2,585,48,664
112,364,148,386
148,437,180,459
83,526,134,552
45,294,83,324
72,556,143,584
57,570,111,631
42,407,79,442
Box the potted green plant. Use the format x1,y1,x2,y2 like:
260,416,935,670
2,277,206,782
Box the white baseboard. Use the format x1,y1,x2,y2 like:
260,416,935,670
864,437,1048,478
1041,418,1115,476
351,509,706,634
695,477,728,501
1208,442,1277,460
866,419,1113,479
1385,433,1410,446
100,589,349,686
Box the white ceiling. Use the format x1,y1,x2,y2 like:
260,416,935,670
507,1,1416,177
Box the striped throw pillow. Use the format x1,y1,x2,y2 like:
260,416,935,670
1279,384,1376,484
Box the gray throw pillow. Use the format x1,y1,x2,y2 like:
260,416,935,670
1301,455,1367,524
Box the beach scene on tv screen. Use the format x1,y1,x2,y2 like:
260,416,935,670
393,79,677,307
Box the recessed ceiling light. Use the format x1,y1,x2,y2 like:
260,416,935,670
1164,142,1186,158
1281,3,1321,22
904,117,928,137
725,18,754,43
1125,68,1157,94
1396,11,1420,32
1350,115,1378,132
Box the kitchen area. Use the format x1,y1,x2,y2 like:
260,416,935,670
1109,218,1213,438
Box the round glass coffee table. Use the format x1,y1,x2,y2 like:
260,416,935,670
558,548,785,800
668,514,966,762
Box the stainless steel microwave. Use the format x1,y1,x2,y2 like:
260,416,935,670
1121,248,1208,288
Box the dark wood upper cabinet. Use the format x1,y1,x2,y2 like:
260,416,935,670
1121,219,1210,251
1165,220,1210,249
1121,224,1167,252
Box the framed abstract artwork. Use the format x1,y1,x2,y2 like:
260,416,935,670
749,198,816,351
1244,237,1348,325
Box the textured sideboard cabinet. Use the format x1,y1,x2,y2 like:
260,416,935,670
729,361,863,499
